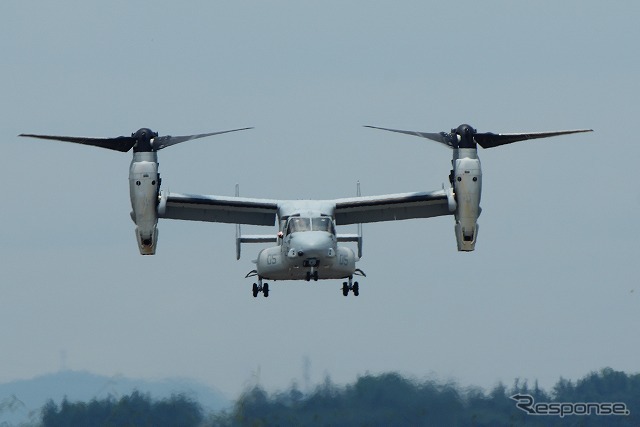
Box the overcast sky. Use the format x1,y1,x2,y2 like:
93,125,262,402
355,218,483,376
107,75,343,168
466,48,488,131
1,1,638,400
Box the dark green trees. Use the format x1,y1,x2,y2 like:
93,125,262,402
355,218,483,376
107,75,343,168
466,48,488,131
37,368,640,427
40,391,202,427
219,369,640,427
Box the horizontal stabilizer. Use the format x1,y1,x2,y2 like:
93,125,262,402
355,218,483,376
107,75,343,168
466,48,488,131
236,233,277,260
239,235,277,244
337,233,363,259
337,233,360,242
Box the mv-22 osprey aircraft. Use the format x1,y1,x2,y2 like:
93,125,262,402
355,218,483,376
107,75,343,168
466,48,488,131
20,124,591,297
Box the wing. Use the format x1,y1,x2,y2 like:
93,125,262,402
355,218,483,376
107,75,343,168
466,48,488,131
158,192,278,226
333,189,452,225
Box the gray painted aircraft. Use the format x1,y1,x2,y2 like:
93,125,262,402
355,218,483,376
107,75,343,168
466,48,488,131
20,124,592,297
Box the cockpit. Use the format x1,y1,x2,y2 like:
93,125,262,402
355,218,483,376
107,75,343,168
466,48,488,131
286,216,336,236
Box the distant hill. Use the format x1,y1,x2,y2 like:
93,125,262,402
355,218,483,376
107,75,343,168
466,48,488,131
0,370,230,426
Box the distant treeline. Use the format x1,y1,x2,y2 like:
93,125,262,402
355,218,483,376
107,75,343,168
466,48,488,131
40,367,639,427
40,392,202,427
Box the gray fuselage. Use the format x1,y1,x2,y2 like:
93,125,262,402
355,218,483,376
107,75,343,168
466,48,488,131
255,215,357,280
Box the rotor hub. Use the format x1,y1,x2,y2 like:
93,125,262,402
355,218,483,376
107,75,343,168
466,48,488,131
132,128,158,152
453,124,477,149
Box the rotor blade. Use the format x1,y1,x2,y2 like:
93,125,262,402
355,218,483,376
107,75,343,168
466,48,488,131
151,127,254,150
364,125,454,148
474,129,593,149
19,133,136,152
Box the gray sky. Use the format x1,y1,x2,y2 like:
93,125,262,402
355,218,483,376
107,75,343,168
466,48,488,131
1,1,638,400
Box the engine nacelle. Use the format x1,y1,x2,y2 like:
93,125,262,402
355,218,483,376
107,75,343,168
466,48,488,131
452,155,482,251
129,152,160,255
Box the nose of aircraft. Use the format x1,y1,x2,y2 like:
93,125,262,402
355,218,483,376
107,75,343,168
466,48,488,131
290,231,333,258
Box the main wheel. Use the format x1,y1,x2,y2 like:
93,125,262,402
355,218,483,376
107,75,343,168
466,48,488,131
353,282,359,296
263,283,269,297
252,283,258,298
342,283,349,296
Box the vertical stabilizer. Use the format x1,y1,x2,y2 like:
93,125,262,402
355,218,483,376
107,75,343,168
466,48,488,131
356,181,363,258
235,183,242,260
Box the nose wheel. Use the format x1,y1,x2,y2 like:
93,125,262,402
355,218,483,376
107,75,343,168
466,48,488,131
252,279,269,298
342,277,359,296
305,269,319,282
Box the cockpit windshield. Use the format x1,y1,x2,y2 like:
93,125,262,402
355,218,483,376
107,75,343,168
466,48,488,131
286,216,335,235
312,217,334,233
287,217,311,234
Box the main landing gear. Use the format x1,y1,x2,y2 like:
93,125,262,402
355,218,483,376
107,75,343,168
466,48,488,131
342,276,359,297
246,270,269,298
252,279,269,298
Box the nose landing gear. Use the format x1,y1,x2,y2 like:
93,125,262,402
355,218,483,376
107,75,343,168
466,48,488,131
305,269,319,282
342,276,359,297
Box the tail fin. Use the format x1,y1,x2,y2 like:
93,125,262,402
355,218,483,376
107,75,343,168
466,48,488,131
236,184,241,260
235,183,277,259
356,181,362,258
337,182,363,258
